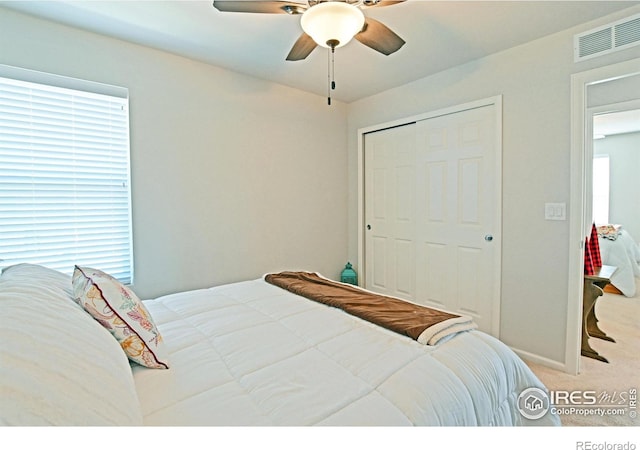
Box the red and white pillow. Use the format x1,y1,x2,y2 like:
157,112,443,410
73,266,169,369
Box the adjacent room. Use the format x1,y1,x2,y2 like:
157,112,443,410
1,0,639,440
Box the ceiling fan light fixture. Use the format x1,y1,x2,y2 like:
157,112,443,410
301,2,365,49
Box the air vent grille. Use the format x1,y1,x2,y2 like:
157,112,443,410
615,16,640,47
578,28,612,58
575,13,640,62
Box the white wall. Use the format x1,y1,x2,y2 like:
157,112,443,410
0,8,350,299
347,6,640,365
594,132,640,241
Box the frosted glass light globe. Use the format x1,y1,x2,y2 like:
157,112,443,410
301,2,365,48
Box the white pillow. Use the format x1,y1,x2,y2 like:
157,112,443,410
0,264,144,425
1,263,77,306
72,266,170,369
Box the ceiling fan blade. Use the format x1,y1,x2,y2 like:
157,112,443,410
286,33,318,61
213,1,306,14
362,0,406,8
355,17,405,56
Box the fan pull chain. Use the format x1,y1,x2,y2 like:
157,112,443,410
327,39,338,106
327,47,331,105
331,46,336,91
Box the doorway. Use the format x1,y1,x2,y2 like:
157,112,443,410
568,58,640,375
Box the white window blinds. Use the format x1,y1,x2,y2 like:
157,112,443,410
0,65,133,283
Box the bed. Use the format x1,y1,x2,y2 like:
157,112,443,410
597,225,640,297
0,263,561,426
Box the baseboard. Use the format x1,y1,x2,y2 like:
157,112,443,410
510,347,569,373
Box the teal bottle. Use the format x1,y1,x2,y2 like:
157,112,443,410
340,262,358,286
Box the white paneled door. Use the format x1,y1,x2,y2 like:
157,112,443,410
364,103,500,335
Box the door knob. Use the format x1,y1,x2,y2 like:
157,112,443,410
367,224,372,230
484,234,493,242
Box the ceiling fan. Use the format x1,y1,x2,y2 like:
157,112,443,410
212,0,406,61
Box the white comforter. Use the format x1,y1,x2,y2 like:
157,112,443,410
599,229,640,297
134,278,560,426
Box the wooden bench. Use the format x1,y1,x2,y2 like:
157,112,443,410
582,264,617,363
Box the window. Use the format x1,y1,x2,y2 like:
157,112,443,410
592,155,610,226
0,65,133,283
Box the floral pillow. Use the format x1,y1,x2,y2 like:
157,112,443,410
72,266,169,369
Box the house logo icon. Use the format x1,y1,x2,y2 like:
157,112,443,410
517,387,550,420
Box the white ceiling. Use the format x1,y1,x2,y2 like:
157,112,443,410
2,0,639,104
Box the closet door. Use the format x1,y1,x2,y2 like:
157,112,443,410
364,123,418,302
364,104,500,335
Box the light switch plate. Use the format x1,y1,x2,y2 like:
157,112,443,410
545,202,566,220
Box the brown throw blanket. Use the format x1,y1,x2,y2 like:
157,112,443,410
265,271,477,345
